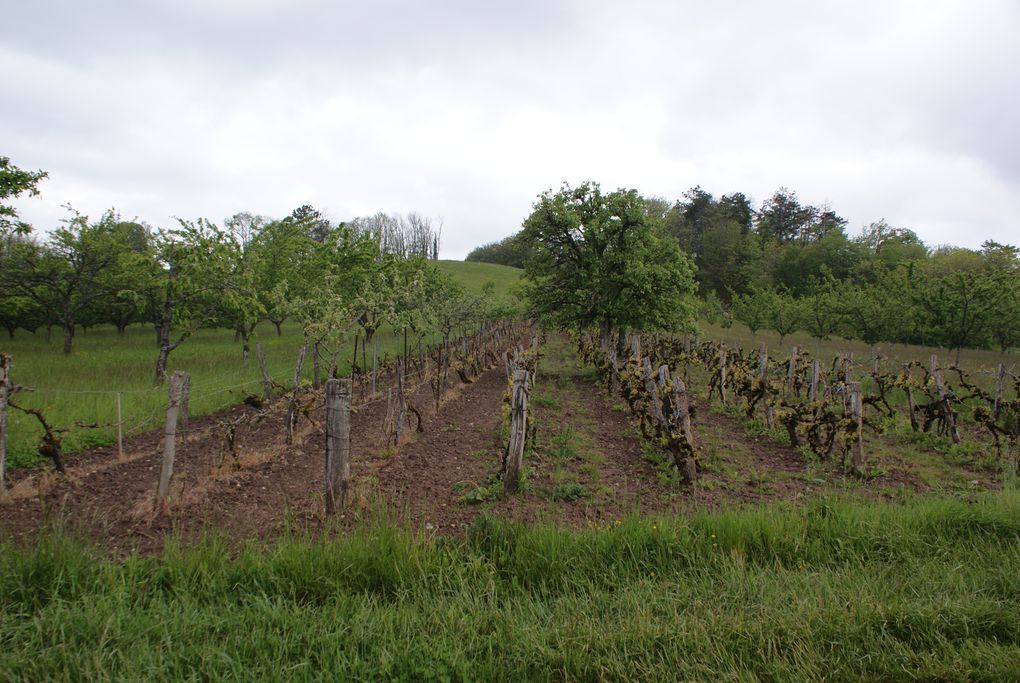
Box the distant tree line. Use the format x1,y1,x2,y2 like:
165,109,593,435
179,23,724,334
0,156,514,382
471,183,1020,359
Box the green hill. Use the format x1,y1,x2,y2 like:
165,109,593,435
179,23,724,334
436,259,523,296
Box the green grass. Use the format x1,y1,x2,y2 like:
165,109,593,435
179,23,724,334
1,491,1018,680
435,259,522,296
0,261,521,468
700,319,1014,376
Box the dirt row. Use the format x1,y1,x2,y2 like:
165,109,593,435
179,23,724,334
2,333,948,555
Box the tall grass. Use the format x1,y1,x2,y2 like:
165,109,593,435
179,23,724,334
2,491,1018,680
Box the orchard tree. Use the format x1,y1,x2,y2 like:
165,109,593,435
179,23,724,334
0,208,122,354
0,156,47,236
148,219,258,382
521,182,698,340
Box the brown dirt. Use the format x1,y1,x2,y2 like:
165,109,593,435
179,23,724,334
0,333,988,555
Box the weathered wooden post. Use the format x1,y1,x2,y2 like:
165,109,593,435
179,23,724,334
0,354,9,492
904,364,920,432
324,378,352,514
759,344,774,427
256,342,273,405
786,346,800,396
809,359,820,402
848,381,865,476
286,344,307,445
503,366,529,494
718,343,728,404
155,371,188,513
930,354,961,444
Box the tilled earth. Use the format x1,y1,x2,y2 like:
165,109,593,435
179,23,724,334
1,334,971,555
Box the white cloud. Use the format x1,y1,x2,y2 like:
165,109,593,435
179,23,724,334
3,0,1018,257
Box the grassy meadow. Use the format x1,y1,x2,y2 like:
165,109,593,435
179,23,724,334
1,491,1018,680
0,260,523,468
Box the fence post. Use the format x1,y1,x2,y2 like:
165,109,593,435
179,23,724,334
904,364,920,432
0,354,9,493
809,359,820,402
503,366,529,494
759,344,774,427
786,346,800,396
848,381,865,476
324,378,352,514
155,371,187,513
718,343,727,404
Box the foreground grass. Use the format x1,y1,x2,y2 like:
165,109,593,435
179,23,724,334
2,492,1018,681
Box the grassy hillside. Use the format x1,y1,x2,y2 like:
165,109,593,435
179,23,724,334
436,259,523,295
2,491,1018,680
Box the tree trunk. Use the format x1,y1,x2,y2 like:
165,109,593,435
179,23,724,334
274,320,283,336
62,323,75,355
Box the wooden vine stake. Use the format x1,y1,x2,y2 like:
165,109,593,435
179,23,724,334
759,344,774,427
930,354,961,444
155,371,188,514
904,364,920,432
718,343,728,404
503,366,529,494
786,346,800,396
848,381,865,477
324,378,352,514
809,358,820,402
0,353,9,493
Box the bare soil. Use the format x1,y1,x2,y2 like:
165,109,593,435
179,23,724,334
0,334,993,555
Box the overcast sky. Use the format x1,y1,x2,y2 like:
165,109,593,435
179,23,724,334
3,0,1018,257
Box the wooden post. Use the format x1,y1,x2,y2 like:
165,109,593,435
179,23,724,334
256,342,273,404
287,344,307,445
718,343,727,404
930,354,961,444
313,341,321,388
809,359,820,402
786,346,800,396
759,344,775,427
324,378,352,514
503,366,529,494
395,357,408,443
0,354,9,492
179,373,190,438
672,375,698,483
116,392,124,460
848,381,865,476
904,364,920,432
155,371,187,513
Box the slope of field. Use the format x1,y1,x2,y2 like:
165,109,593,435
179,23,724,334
435,259,523,295
0,260,521,468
